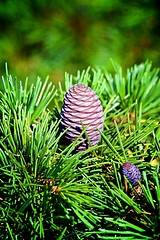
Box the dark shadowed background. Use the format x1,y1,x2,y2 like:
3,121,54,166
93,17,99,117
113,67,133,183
0,0,159,85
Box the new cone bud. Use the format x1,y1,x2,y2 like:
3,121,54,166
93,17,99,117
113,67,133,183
60,84,104,152
122,162,141,187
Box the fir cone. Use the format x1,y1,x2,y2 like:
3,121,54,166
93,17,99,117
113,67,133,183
60,84,104,152
122,162,141,187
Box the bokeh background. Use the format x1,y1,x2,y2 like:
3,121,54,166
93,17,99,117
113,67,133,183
0,0,160,85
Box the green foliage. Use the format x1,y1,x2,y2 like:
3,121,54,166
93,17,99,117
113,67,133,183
104,61,160,118
0,0,159,82
0,62,160,239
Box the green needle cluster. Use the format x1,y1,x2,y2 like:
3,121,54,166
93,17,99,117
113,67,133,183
0,61,160,239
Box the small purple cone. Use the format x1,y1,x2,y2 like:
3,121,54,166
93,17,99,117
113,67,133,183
60,84,104,152
122,162,141,186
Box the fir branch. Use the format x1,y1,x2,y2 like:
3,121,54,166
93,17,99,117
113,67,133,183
0,62,160,239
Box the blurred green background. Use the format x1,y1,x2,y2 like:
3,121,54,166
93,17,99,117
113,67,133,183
0,0,159,85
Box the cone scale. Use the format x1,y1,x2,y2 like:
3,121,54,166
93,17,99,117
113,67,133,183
60,84,104,152
122,162,141,187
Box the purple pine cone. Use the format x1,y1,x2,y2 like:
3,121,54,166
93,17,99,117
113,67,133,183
60,84,104,152
122,162,141,186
